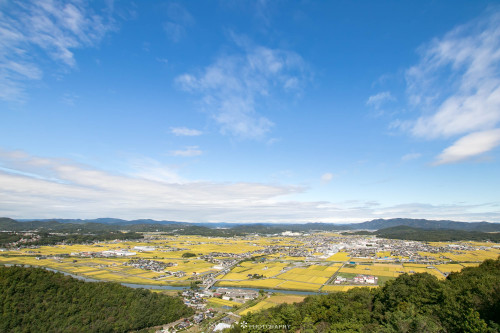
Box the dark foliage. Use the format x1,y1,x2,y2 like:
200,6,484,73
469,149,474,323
231,258,500,332
376,226,500,242
0,218,243,238
344,226,500,242
0,230,143,248
0,265,193,332
3,217,500,237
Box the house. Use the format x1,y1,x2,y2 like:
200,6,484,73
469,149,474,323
214,323,231,331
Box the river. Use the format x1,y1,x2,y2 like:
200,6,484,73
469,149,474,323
2,264,325,295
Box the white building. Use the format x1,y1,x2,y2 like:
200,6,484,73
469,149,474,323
133,246,156,252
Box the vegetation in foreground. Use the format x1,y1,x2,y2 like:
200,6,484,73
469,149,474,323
0,266,193,332
230,257,500,332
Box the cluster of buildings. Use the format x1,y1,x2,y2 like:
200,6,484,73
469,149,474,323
133,246,156,252
160,287,257,332
70,249,136,257
181,289,208,310
336,237,456,263
159,309,216,332
214,288,259,303
124,259,176,272
334,274,378,285
0,232,41,248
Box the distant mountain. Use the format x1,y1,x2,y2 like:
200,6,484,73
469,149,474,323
18,218,188,226
0,218,244,237
0,217,19,230
351,218,500,232
0,217,119,232
357,225,500,242
6,217,500,233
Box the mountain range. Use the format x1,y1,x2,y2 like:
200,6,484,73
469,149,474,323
5,217,500,232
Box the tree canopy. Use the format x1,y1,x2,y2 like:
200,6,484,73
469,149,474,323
0,266,193,332
230,257,500,332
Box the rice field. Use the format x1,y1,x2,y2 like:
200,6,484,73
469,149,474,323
239,295,305,315
1,234,498,292
376,251,391,257
222,261,290,280
338,263,403,278
439,249,500,262
402,264,445,279
326,251,350,261
218,277,322,291
217,278,285,289
434,263,465,273
276,281,321,291
207,297,241,308
321,285,378,292
276,266,333,284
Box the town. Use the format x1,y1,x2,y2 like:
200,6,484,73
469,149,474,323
1,230,499,332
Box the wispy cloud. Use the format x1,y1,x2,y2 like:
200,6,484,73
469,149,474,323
0,0,115,102
1,149,497,222
60,92,79,106
163,3,194,42
170,127,202,136
366,91,395,110
434,129,500,165
170,146,202,157
321,172,334,183
125,160,184,185
0,149,308,221
176,36,308,139
401,152,422,162
400,10,500,164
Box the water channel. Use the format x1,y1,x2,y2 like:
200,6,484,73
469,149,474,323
2,264,326,295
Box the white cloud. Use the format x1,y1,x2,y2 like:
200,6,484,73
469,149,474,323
170,127,202,136
0,0,114,101
401,153,422,162
321,173,334,183
0,149,306,221
434,129,500,165
60,92,79,106
401,11,500,163
366,91,395,109
1,149,498,222
175,38,307,139
163,3,194,42
126,157,184,184
170,146,202,157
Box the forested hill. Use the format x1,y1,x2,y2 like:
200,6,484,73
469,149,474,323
346,225,500,242
230,258,500,332
353,218,500,232
3,216,500,234
0,218,143,247
0,217,122,232
0,218,244,240
0,266,193,332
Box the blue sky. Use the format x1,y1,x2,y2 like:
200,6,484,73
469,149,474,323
1,0,500,223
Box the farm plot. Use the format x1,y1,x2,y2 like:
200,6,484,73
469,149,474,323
434,263,465,273
277,266,333,284
439,250,498,262
322,285,378,292
222,262,289,280
338,264,402,278
277,281,321,291
207,298,241,308
326,251,350,261
402,264,445,279
217,278,285,289
240,295,305,315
